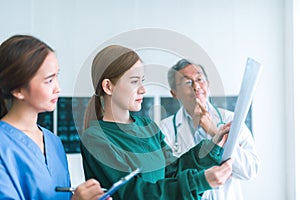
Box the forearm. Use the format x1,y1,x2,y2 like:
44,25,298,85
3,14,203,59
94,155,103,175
83,154,211,199
171,139,223,172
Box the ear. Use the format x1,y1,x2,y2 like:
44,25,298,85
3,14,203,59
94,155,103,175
11,89,24,100
170,90,178,99
102,79,113,95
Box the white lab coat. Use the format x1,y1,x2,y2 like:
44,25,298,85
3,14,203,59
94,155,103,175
159,103,260,200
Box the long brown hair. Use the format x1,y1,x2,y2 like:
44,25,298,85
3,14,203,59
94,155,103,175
83,45,140,129
0,35,53,118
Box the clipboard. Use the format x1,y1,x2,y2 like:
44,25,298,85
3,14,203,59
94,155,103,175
99,168,141,200
221,58,262,162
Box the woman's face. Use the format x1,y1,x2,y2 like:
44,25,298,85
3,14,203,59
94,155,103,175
20,52,60,113
111,60,146,112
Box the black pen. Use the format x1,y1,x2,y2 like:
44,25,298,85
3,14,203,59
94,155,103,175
55,187,76,193
55,186,107,193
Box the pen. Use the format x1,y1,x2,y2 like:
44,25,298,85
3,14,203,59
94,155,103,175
55,187,107,193
55,187,76,192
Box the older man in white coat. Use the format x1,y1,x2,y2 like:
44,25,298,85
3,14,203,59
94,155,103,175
159,59,260,200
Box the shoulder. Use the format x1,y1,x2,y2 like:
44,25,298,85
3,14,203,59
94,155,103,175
160,107,183,125
84,121,103,133
210,105,234,122
159,115,174,134
0,121,9,135
218,107,233,113
160,114,173,124
81,120,107,143
0,122,11,147
219,107,234,116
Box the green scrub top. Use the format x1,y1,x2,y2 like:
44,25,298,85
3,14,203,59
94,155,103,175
81,115,223,200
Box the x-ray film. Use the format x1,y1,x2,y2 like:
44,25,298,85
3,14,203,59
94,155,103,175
221,58,262,162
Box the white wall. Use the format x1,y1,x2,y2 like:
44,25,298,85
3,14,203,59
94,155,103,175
0,0,295,199
292,0,300,199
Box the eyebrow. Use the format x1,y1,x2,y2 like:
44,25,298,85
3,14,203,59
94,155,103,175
129,75,144,79
44,73,56,80
179,72,204,80
45,69,60,80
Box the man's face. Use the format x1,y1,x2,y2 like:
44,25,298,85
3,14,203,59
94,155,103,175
171,64,209,114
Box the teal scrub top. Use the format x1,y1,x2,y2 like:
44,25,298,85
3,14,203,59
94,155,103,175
0,121,71,200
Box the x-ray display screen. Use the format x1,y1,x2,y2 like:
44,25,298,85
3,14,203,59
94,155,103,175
57,97,90,153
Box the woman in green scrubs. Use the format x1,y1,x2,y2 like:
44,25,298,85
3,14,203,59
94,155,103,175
80,45,232,200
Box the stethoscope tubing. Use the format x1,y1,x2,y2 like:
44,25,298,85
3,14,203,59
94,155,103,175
172,103,225,151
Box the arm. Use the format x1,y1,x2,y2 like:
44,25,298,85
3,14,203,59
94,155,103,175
161,132,232,190
170,139,223,170
0,158,21,199
161,123,232,189
80,129,225,200
163,124,228,174
81,143,212,199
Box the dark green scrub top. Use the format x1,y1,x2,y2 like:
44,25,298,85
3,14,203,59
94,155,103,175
81,115,223,200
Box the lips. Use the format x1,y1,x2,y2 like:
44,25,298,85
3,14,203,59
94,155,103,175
136,98,143,103
195,91,206,98
51,97,58,103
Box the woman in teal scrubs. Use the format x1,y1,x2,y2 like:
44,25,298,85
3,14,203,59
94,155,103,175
81,45,233,200
0,35,106,200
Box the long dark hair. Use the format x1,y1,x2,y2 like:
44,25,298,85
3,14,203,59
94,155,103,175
83,45,140,129
0,35,53,118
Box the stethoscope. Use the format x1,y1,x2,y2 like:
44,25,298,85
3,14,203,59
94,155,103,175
172,103,225,153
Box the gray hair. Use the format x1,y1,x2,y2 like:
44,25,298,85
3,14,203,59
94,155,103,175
168,58,208,90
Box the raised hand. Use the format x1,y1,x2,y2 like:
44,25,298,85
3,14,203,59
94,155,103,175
193,98,218,136
212,122,231,147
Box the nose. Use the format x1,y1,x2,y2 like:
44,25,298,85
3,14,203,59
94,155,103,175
138,84,146,94
54,79,61,94
193,81,200,92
